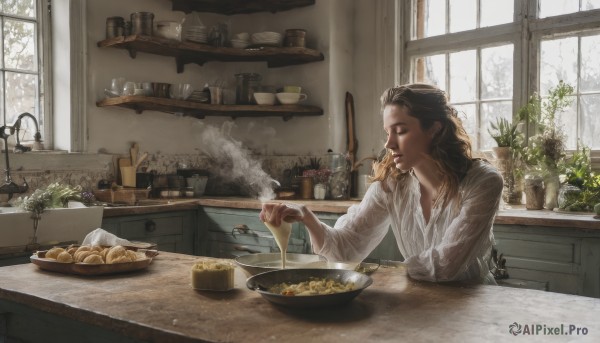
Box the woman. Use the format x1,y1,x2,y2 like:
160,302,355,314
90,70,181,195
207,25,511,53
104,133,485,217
261,84,503,283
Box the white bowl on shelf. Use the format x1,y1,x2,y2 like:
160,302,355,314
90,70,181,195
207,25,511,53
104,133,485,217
276,92,307,105
254,92,276,105
230,39,250,49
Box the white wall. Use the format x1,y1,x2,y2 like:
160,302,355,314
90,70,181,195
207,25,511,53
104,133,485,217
84,0,365,158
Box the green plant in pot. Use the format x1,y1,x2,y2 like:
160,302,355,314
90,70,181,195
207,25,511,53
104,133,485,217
488,117,524,204
557,144,600,212
518,80,574,210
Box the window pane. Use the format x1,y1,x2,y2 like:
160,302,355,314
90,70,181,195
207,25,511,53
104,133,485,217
4,19,36,71
415,0,445,38
554,97,577,150
450,0,476,33
414,54,446,90
481,44,514,99
481,101,513,149
539,0,578,18
0,0,35,18
449,50,476,102
583,0,600,10
5,71,37,126
480,0,513,27
580,94,600,149
581,34,600,92
540,37,577,95
454,104,477,148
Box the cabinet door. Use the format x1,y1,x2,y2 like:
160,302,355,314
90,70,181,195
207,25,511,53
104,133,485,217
102,210,195,254
198,207,308,258
493,225,581,295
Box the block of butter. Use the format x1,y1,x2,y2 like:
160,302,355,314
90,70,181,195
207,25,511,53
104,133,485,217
191,260,235,291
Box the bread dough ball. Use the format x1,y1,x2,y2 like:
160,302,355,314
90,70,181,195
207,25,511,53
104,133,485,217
75,251,99,263
101,247,110,260
126,250,138,261
91,245,103,253
56,251,74,263
109,255,133,264
75,245,91,254
45,247,65,259
106,245,128,264
82,254,104,264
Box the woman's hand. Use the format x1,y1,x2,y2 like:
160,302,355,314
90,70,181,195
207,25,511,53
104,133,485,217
260,202,305,226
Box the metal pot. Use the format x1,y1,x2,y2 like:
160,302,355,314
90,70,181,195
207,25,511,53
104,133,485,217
246,268,373,308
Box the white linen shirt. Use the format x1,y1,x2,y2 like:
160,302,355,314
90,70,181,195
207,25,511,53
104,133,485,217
314,160,503,283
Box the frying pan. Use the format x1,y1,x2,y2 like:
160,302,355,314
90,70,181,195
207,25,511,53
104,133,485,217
246,268,373,308
234,253,359,276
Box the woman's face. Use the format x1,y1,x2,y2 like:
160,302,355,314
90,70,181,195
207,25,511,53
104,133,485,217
383,104,438,172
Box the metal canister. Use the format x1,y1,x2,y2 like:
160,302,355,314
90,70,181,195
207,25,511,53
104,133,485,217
106,16,125,39
235,73,262,104
130,12,154,36
284,29,306,47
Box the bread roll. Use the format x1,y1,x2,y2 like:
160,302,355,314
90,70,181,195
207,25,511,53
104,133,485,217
45,247,65,259
82,254,104,264
126,250,138,261
75,251,100,263
109,255,133,264
56,251,74,263
75,245,91,254
106,245,128,264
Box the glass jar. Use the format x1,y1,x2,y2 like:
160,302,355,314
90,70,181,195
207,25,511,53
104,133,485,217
235,73,261,104
557,184,582,211
524,173,544,210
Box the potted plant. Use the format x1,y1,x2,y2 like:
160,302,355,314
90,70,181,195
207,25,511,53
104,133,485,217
518,80,574,210
557,144,600,212
488,117,525,204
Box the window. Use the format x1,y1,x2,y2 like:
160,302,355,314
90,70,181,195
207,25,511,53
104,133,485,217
402,0,600,151
1,0,48,146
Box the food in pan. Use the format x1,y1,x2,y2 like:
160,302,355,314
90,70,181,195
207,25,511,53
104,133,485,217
191,260,235,291
269,277,355,296
38,244,143,264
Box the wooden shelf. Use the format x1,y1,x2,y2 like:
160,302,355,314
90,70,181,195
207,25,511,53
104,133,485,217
96,96,323,121
170,0,315,15
97,35,324,72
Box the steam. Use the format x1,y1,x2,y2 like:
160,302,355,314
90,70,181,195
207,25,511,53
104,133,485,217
194,122,277,201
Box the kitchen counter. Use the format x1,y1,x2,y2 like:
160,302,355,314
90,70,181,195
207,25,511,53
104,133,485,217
0,252,598,342
102,197,600,230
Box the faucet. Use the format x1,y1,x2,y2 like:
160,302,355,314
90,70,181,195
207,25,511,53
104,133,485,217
11,112,43,153
0,112,42,204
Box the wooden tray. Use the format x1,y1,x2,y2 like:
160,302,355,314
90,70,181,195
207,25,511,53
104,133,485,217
30,249,157,276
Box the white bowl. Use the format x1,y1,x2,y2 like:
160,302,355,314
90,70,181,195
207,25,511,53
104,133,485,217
155,21,182,41
254,92,276,105
276,92,307,105
230,39,249,49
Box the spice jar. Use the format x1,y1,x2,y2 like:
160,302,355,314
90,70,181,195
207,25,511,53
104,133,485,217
235,73,261,104
300,177,314,199
106,16,125,39
130,12,154,36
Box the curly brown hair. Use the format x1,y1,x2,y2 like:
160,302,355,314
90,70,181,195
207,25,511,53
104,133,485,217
372,83,474,207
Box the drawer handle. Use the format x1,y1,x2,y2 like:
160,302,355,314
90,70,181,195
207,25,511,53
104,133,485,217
232,224,254,237
145,220,157,232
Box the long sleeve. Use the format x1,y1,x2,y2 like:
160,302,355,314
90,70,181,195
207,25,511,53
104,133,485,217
405,165,503,282
313,181,392,263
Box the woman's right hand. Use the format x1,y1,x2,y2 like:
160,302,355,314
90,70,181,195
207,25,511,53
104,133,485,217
260,202,305,227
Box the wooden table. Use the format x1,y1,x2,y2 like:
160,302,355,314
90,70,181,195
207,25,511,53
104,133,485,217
1,252,599,342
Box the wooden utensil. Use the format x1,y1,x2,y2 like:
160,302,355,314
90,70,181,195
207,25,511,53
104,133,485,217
130,143,139,166
134,152,148,171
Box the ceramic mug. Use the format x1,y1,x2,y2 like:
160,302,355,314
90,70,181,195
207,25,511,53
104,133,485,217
283,85,301,93
276,92,307,105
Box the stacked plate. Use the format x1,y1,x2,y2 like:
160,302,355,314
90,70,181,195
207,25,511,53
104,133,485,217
250,31,282,47
184,25,207,43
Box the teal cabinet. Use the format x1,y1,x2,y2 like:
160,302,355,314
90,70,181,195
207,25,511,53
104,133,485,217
493,224,600,298
197,207,308,258
101,210,196,254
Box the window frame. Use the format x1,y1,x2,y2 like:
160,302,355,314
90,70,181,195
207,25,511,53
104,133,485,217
0,0,52,148
399,0,600,155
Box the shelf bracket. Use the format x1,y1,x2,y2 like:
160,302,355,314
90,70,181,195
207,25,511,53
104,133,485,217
127,48,137,59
